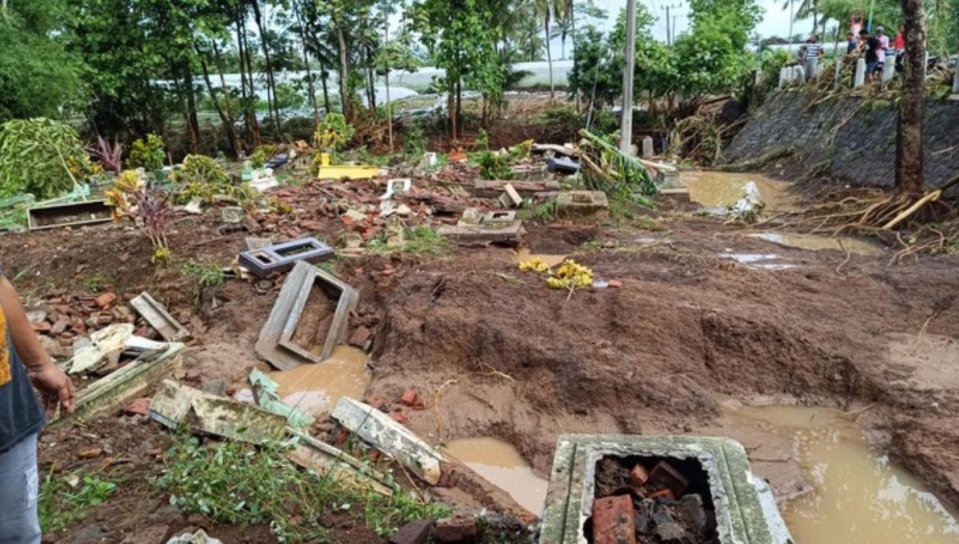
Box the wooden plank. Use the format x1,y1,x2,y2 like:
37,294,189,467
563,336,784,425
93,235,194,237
332,397,444,485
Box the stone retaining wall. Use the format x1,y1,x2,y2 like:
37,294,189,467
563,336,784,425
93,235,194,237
724,91,959,189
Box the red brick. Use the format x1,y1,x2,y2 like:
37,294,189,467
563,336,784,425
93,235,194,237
364,395,388,410
349,326,372,348
649,489,675,501
609,280,622,288
31,321,51,333
648,461,689,498
95,292,118,308
591,495,636,544
628,463,649,487
389,408,408,425
50,319,69,336
399,389,420,407
125,398,151,416
434,516,479,543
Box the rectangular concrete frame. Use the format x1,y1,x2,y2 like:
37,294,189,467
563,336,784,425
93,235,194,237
539,435,778,544
255,261,358,370
130,292,191,342
473,179,561,199
27,200,113,231
436,221,524,245
238,237,334,278
51,342,184,425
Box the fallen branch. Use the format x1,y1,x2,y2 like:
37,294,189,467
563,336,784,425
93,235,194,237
882,190,941,229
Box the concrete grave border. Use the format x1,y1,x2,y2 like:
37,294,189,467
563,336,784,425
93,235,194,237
238,237,334,278
255,261,358,370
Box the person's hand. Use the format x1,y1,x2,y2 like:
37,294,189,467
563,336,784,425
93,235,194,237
28,363,76,417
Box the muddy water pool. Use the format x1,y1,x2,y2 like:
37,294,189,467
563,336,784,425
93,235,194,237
444,437,549,514
738,406,959,543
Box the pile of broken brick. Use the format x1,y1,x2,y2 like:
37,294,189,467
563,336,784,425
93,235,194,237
591,459,715,544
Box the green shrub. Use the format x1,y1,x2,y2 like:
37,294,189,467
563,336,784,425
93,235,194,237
0,118,93,199
128,134,166,171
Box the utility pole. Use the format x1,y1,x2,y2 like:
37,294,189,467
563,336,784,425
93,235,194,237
788,0,795,54
662,4,680,45
621,0,637,154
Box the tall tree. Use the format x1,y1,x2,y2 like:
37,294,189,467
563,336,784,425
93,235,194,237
0,0,82,121
895,0,926,193
535,0,556,98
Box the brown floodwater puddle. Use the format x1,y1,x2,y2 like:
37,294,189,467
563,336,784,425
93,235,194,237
736,405,959,543
266,345,371,419
444,437,549,514
682,171,794,211
750,232,883,256
514,248,567,268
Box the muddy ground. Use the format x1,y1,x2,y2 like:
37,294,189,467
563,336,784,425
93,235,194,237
8,175,959,543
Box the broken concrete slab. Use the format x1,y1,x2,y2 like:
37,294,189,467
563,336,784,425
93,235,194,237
27,200,113,231
473,180,561,199
68,324,134,375
287,430,394,496
332,397,444,485
151,380,289,444
53,342,184,424
248,369,312,428
555,191,609,218
130,293,191,343
256,261,358,370
437,221,524,246
238,237,335,279
165,530,222,544
457,208,484,227
499,184,523,208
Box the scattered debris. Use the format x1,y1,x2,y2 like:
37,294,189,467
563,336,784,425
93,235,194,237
54,342,184,424
248,369,312,428
165,530,223,544
68,324,134,375
331,397,444,485
389,520,433,544
130,292,191,343
498,184,523,208
473,179,560,199
256,261,358,370
238,237,334,279
220,206,245,225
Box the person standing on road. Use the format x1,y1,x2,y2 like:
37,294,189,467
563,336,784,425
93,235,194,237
802,35,824,81
0,272,76,544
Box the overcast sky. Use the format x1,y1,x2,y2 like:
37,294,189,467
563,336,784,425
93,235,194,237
587,0,814,43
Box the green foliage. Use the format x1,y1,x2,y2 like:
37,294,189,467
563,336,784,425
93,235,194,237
314,113,355,155
0,118,91,199
128,135,166,171
182,260,225,289
39,470,117,533
403,121,429,159
251,145,278,168
0,1,83,122
179,155,229,186
579,130,657,208
81,272,115,293
518,199,556,221
155,434,448,541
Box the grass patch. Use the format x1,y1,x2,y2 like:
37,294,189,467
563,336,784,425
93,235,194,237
80,272,115,293
182,260,225,289
39,470,118,533
518,200,556,221
368,226,450,255
154,435,449,542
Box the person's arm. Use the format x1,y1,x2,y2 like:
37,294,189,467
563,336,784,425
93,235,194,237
0,277,75,415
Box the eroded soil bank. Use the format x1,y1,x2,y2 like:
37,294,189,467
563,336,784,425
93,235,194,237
7,193,959,542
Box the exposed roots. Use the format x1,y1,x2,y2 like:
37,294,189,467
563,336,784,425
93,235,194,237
768,183,959,262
